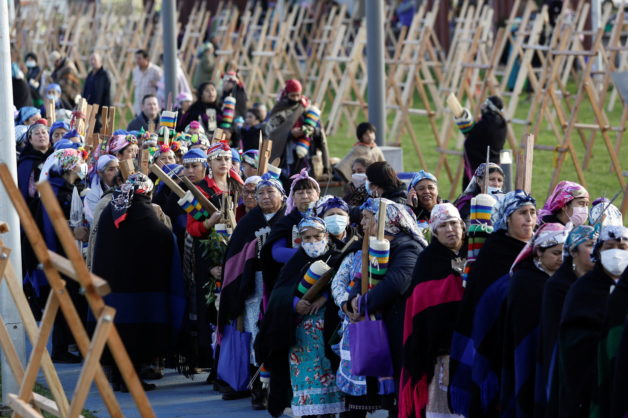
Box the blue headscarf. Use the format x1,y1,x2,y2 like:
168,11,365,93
298,216,327,234
314,195,349,217
231,148,241,163
492,190,536,231
49,121,70,137
182,148,208,165
18,106,40,125
256,174,286,197
408,169,437,191
564,225,599,257
53,139,80,150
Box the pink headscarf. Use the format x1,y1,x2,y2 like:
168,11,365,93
538,181,588,219
511,222,569,273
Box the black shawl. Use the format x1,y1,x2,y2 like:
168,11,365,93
593,271,628,418
449,229,526,417
218,205,285,331
259,208,303,291
536,259,578,417
463,111,506,188
264,97,305,162
400,239,465,417
610,314,628,418
557,264,615,418
500,259,550,417
177,99,221,132
91,194,186,365
254,248,340,417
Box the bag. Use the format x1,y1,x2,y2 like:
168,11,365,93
349,295,394,376
217,322,251,391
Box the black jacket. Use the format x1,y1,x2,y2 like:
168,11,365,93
83,67,111,107
127,112,159,132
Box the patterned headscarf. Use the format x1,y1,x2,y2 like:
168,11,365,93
511,222,568,272
592,225,628,263
589,198,624,227
256,175,286,198
286,168,320,213
108,134,138,154
315,195,349,217
564,224,599,258
408,170,437,191
242,149,259,169
152,143,176,161
463,162,504,194
429,202,462,233
207,141,232,160
538,181,588,218
39,149,84,182
493,190,537,231
298,215,327,234
110,173,154,228
361,198,427,245
53,139,80,150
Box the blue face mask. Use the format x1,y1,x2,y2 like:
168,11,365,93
324,214,349,236
365,179,376,197
302,239,328,258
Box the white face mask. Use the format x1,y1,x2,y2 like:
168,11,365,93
302,239,328,258
75,163,88,180
25,60,36,68
487,186,503,195
351,172,367,187
600,248,628,277
365,179,377,197
325,214,349,236
570,206,589,226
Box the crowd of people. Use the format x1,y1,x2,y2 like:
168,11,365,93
9,42,628,418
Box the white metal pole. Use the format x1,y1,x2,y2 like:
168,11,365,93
0,0,26,404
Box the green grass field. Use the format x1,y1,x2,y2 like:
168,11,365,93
323,90,627,215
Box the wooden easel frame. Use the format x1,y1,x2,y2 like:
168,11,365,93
0,164,155,418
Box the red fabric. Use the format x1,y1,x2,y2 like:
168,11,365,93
403,274,464,343
235,204,247,222
284,79,302,93
399,370,429,418
186,177,223,238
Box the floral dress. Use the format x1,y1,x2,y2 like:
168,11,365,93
289,308,345,416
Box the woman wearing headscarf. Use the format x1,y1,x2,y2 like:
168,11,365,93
406,170,443,227
263,79,321,177
107,133,139,162
151,163,183,211
218,176,286,408
256,216,345,417
449,190,537,417
32,149,89,363
92,173,185,391
538,180,589,226
500,223,568,417
178,143,242,378
17,121,52,206
236,175,262,222
400,203,466,418
177,82,221,133
314,195,359,248
49,121,70,144
536,225,598,416
453,162,504,221
557,225,628,417
84,155,119,224
346,198,428,414
260,169,321,291
589,197,624,227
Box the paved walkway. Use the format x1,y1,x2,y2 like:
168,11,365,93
46,365,270,417
44,365,388,417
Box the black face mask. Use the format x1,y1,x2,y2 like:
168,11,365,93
287,98,299,106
